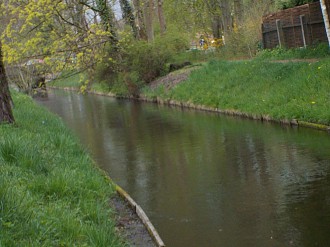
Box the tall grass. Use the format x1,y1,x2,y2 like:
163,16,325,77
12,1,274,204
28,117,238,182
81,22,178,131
0,91,127,246
142,58,330,125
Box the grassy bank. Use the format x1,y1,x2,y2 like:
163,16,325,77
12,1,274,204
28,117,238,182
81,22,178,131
0,92,127,246
142,58,330,126
49,45,330,127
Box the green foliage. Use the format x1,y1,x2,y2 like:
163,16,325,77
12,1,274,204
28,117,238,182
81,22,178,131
126,41,167,83
276,0,318,9
124,36,183,83
257,43,330,60
0,91,127,246
143,58,330,125
92,31,190,95
154,29,190,55
91,81,111,93
93,58,119,89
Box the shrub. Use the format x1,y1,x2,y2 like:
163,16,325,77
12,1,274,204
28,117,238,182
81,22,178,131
92,31,190,95
126,40,170,83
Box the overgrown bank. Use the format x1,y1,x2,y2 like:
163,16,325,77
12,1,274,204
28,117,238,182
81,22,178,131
0,92,127,246
142,57,330,127
50,53,330,129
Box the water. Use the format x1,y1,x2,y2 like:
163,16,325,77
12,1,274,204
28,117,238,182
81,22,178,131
36,89,330,247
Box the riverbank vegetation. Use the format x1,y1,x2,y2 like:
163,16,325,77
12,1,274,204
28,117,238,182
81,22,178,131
1,0,330,122
0,91,127,246
3,0,329,96
49,44,330,126
0,0,329,244
143,55,330,126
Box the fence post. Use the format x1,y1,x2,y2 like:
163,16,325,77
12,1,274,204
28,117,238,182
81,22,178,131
276,19,285,47
261,23,266,49
300,15,309,48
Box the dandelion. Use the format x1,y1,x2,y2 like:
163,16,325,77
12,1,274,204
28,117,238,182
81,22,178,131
311,101,316,104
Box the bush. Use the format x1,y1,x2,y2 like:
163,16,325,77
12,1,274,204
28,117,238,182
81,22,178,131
126,41,170,83
276,0,318,9
92,31,190,95
154,30,190,55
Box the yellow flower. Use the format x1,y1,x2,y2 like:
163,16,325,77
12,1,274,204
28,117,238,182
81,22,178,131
311,101,316,104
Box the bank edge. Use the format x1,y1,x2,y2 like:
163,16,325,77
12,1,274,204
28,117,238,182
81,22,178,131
48,86,330,133
116,185,166,247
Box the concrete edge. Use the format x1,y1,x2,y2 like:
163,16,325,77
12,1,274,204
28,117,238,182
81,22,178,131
137,96,330,133
116,185,166,247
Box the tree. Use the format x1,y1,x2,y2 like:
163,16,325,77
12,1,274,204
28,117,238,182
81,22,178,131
219,0,232,35
157,0,166,35
119,0,139,38
132,0,148,40
95,0,118,44
234,0,243,25
2,0,122,91
320,0,330,47
0,41,14,123
145,0,154,41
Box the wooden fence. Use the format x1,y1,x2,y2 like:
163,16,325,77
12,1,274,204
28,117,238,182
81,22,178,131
262,1,330,49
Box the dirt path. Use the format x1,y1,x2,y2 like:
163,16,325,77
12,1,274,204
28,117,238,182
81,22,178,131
149,66,201,90
270,58,319,63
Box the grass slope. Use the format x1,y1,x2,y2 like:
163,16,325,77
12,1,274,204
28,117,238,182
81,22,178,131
0,92,127,247
143,58,330,125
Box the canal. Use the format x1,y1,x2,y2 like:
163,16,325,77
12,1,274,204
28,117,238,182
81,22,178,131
36,89,330,247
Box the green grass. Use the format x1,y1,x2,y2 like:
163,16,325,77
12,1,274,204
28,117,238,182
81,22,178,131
0,91,127,246
142,58,330,125
171,49,221,64
90,82,111,93
48,71,83,88
172,42,330,64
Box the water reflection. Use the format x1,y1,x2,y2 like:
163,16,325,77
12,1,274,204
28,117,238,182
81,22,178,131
36,89,330,247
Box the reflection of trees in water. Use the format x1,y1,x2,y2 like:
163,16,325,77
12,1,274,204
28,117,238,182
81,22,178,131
279,169,330,247
38,91,330,247
221,129,330,246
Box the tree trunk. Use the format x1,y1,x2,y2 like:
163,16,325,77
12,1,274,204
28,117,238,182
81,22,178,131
144,0,154,42
219,0,232,35
157,0,166,35
320,0,330,47
0,42,15,124
234,0,243,25
119,0,139,39
95,0,118,45
212,14,222,39
132,0,148,40
206,0,223,39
